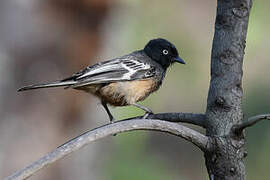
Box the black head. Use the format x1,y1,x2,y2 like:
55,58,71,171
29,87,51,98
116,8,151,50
143,38,185,69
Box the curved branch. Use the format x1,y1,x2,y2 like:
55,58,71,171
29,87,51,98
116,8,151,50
233,114,270,134
130,113,206,128
5,119,209,180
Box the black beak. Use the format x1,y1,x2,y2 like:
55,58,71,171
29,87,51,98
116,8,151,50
174,56,185,64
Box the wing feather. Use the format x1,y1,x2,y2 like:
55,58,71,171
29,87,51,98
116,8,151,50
63,54,156,88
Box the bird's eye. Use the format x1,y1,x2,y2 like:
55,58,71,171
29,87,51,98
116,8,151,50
162,49,169,55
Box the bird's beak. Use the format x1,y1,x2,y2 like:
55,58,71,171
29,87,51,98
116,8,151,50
174,56,186,64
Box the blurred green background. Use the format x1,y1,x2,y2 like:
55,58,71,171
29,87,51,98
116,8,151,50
0,0,269,179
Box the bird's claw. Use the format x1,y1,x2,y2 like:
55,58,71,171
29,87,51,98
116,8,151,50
143,112,153,119
109,119,117,136
109,116,116,124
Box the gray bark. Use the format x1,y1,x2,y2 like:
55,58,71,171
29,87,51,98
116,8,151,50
204,0,253,179
5,119,208,180
234,114,270,133
127,112,206,127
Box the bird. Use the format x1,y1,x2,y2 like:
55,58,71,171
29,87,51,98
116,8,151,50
18,38,185,122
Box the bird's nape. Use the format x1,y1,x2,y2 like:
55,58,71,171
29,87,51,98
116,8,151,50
143,38,184,69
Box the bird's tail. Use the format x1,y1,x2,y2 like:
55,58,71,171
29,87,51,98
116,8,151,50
17,80,76,92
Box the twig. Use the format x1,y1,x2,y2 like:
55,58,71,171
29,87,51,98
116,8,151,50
233,114,270,134
5,118,208,180
129,113,206,128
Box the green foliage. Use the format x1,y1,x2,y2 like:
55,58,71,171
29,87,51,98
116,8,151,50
104,132,181,180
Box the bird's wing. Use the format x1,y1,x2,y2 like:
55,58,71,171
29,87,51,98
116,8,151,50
62,54,156,88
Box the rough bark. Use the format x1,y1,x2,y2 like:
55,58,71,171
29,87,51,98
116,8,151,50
204,0,253,179
233,114,270,134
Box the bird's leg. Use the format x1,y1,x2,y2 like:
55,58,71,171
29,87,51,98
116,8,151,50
101,101,115,123
131,103,153,119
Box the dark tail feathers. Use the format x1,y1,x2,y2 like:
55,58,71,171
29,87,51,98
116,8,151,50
17,81,76,92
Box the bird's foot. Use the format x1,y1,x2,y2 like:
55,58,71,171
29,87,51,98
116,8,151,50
108,115,116,124
110,118,115,124
143,112,153,119
109,118,118,136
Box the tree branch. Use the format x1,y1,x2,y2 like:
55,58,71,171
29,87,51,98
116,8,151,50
233,114,270,134
128,113,206,128
5,118,209,180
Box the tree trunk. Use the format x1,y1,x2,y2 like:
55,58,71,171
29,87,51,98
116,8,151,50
205,0,253,179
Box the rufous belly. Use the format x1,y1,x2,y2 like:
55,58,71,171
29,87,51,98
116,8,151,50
80,79,158,106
